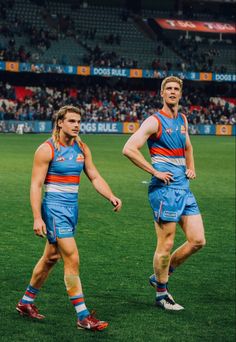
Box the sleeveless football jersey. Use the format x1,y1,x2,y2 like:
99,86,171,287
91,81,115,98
147,110,189,189
43,138,84,205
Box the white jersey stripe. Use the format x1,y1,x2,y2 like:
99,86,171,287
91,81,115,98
151,156,186,166
44,184,79,193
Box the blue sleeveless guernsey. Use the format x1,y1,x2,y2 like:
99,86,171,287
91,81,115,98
147,110,189,190
43,138,84,206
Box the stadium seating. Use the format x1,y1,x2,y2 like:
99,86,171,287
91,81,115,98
1,0,235,72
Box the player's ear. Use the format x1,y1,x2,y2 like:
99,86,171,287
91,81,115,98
58,119,63,128
160,90,164,98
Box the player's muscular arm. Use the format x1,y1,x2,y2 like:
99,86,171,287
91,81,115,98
83,143,122,212
122,116,174,184
30,144,52,237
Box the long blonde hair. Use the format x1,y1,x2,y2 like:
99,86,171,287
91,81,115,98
52,105,83,150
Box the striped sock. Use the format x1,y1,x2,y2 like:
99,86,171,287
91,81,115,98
168,265,175,276
70,294,90,321
156,282,168,301
20,284,39,304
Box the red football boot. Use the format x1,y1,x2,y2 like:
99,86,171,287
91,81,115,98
16,302,45,320
77,314,108,331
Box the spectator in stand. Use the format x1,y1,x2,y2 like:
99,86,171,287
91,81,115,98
0,82,235,125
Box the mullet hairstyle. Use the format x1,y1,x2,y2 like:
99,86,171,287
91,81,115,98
52,105,83,151
161,76,183,93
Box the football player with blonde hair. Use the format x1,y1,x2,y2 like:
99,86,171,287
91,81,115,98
16,105,122,331
123,76,205,310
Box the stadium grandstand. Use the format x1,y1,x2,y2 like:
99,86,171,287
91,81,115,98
0,0,235,134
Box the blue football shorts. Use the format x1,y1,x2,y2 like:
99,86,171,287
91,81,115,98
148,187,200,223
42,202,78,244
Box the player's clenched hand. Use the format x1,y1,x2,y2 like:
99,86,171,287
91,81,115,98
185,169,196,179
110,196,122,212
33,218,47,238
154,171,174,185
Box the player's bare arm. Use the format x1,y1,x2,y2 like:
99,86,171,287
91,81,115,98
30,143,52,237
123,116,174,184
83,143,122,212
184,119,196,179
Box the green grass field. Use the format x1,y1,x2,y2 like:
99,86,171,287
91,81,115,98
0,134,235,342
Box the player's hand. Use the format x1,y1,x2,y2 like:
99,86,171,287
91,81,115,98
110,195,122,212
154,171,174,185
33,218,47,238
185,169,196,179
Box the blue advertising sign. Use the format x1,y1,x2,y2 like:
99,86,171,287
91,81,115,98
1,60,236,81
0,121,234,135
0,120,52,133
44,64,65,73
212,73,236,82
142,69,154,78
91,67,129,77
198,124,216,135
63,65,77,74
232,125,236,136
0,61,6,70
34,121,52,133
186,72,200,80
19,63,31,72
80,122,123,134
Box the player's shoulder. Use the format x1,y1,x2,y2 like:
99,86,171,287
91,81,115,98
79,141,91,157
179,112,188,126
138,115,159,137
35,139,54,161
142,113,160,125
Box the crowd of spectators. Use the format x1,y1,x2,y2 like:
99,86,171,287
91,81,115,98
81,42,138,69
167,34,231,73
0,82,235,126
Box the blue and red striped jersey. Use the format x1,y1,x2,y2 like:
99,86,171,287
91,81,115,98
147,110,189,189
43,138,85,205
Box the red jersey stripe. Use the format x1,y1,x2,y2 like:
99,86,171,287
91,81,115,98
159,109,177,119
45,174,81,184
45,141,55,160
150,147,185,157
152,115,162,139
180,113,188,129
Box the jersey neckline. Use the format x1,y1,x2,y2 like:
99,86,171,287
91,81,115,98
159,109,178,119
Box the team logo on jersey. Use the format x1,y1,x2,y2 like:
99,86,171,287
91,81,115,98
76,153,84,162
165,128,173,134
56,156,65,162
181,125,186,134
163,211,177,218
59,227,73,235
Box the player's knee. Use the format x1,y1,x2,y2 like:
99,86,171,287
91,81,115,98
64,252,79,269
191,237,206,250
157,240,174,254
163,238,175,252
45,253,61,265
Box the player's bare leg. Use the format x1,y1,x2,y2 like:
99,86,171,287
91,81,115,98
57,237,108,331
16,242,60,319
30,242,61,287
170,214,206,269
153,221,184,310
